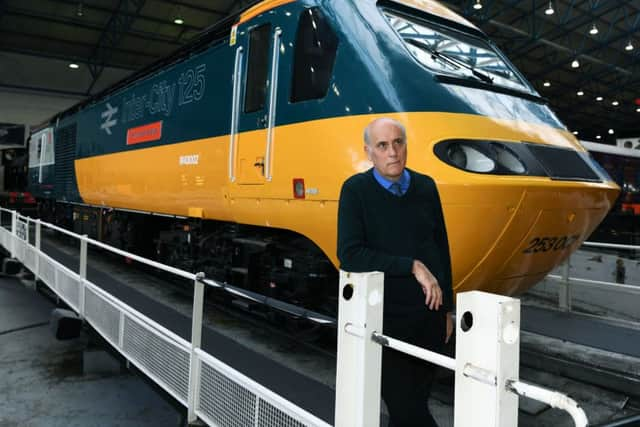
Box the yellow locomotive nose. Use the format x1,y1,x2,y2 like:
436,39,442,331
444,180,619,296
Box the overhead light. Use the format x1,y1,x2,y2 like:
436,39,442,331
69,63,79,69
596,135,602,139
612,100,619,106
76,2,84,17
571,59,580,68
626,41,634,51
473,0,483,10
577,90,584,96
596,96,603,101
572,130,579,135
174,17,184,25
543,81,551,87
608,129,614,135
545,1,555,15
589,24,599,35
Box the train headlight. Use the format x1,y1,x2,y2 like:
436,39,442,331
492,144,526,173
446,143,495,172
435,139,603,181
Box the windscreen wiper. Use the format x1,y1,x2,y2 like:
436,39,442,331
406,38,494,85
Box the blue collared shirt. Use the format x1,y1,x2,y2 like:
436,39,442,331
373,168,411,195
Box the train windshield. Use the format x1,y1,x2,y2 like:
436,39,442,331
383,9,534,94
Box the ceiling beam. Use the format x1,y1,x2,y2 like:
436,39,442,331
0,30,159,65
3,6,189,46
85,0,148,94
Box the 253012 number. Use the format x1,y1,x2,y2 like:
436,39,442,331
522,234,580,254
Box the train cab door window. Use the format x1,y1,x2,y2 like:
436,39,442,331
244,24,272,113
290,8,338,102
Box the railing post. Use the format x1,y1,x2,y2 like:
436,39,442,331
10,210,17,257
35,219,41,280
559,257,571,311
79,234,88,318
335,271,384,427
454,291,520,427
188,272,205,424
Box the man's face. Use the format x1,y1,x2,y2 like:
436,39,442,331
365,120,407,181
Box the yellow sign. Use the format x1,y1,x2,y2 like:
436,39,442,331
230,24,238,46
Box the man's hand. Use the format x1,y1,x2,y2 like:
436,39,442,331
445,312,453,344
412,260,442,310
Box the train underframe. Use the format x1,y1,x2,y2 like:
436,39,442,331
38,201,339,317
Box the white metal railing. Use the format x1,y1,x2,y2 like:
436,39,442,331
541,240,639,323
335,271,588,427
0,208,330,427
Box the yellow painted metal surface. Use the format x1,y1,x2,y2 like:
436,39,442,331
239,0,296,24
74,112,619,296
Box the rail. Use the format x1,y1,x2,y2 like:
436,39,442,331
335,271,589,427
0,208,330,427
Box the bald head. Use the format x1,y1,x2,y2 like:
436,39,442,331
364,117,407,146
363,117,408,182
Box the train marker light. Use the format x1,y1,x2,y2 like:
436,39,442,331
293,178,305,199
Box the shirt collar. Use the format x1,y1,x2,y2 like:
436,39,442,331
372,168,411,194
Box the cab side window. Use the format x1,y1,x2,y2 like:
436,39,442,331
290,8,338,102
245,24,272,113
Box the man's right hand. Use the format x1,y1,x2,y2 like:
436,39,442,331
412,260,443,310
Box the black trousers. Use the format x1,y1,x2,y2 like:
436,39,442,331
382,308,446,427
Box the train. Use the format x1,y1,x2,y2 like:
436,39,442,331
25,0,619,315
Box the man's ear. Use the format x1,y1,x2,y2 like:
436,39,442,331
364,144,372,161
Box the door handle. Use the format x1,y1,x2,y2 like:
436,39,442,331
254,157,265,175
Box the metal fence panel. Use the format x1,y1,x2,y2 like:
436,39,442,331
23,245,36,271
122,314,191,404
84,285,121,345
55,266,81,311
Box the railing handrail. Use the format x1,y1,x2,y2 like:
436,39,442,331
546,274,640,294
582,241,639,251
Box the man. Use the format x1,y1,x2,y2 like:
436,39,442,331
337,117,453,427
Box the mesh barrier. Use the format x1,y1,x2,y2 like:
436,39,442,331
122,315,190,403
198,361,258,427
196,353,325,427
55,267,81,311
39,254,56,289
13,237,25,262
258,399,307,427
0,227,8,248
24,245,36,272
85,285,121,345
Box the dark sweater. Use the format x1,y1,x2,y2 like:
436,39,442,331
337,168,453,314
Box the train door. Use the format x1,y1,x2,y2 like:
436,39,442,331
229,23,283,185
